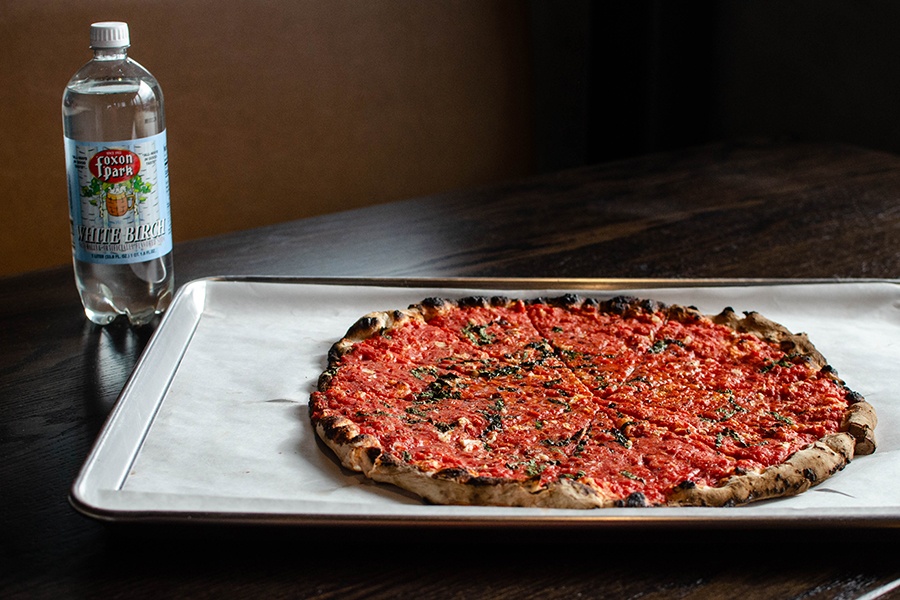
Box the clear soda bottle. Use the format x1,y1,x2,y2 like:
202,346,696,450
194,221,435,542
62,21,174,326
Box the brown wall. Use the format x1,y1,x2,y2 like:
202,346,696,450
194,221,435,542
0,1,535,276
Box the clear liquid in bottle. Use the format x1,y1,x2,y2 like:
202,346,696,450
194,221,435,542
62,22,174,326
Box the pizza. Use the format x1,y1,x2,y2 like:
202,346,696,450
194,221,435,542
309,295,877,508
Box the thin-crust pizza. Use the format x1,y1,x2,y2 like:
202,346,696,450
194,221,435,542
309,295,877,508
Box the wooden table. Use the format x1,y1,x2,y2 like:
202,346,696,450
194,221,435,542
3,141,899,598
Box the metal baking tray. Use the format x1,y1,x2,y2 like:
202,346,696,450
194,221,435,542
70,277,900,528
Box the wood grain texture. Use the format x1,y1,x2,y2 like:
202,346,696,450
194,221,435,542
2,141,899,598
172,140,900,281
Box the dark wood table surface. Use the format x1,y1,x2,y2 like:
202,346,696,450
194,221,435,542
3,141,900,598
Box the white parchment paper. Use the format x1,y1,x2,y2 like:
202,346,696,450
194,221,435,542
78,280,900,523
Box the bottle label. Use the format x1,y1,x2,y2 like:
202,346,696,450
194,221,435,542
64,130,172,264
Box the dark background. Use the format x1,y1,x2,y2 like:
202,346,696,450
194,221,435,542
531,0,900,171
4,1,898,276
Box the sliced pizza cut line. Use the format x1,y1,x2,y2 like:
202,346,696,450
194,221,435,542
416,296,551,363
554,415,750,507
526,295,668,400
310,294,877,508
312,348,603,488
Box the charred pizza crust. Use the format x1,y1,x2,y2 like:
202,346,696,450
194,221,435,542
310,295,876,508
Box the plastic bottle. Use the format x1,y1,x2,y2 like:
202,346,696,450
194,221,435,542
62,21,174,326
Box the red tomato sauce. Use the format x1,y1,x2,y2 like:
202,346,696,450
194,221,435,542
316,298,853,505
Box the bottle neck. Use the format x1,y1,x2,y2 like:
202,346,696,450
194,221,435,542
92,46,129,61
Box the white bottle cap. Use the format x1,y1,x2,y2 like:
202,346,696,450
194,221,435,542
90,22,130,49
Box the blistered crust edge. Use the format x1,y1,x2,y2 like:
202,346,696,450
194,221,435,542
310,295,878,508
668,432,855,506
709,307,877,455
314,415,620,509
